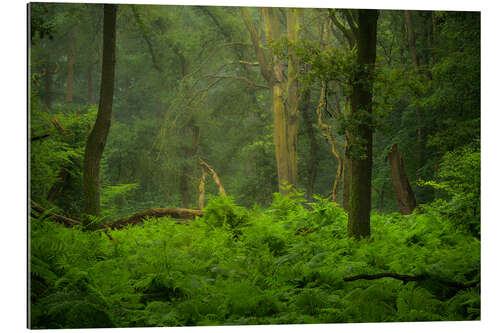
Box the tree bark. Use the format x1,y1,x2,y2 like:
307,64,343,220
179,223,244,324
388,143,417,214
347,9,378,239
342,153,351,212
65,28,77,104
82,4,117,217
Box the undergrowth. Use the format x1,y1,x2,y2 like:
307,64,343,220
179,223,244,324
29,193,480,328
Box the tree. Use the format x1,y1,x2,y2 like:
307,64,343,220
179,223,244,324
241,7,300,194
346,9,379,239
82,4,117,216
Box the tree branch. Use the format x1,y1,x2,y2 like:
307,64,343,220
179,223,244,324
199,158,226,196
328,9,355,48
30,200,82,228
131,5,164,73
203,74,269,89
30,200,203,231
241,7,273,83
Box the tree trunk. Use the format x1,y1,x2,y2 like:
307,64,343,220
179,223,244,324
342,154,351,212
65,28,77,104
404,11,419,69
87,63,95,104
300,88,318,201
82,4,117,217
347,9,378,239
243,7,300,194
285,8,300,193
404,10,424,170
264,8,299,194
388,143,417,214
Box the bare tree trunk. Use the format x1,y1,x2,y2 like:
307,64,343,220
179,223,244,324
347,9,378,239
65,28,77,104
82,4,117,216
388,143,417,214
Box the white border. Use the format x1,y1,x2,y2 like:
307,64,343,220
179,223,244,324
3,1,498,332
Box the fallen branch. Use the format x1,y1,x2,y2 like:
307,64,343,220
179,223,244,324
30,200,203,231
199,158,226,196
344,272,424,284
30,200,82,228
31,134,51,142
50,117,70,136
100,208,203,230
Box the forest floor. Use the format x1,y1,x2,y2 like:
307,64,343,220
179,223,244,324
29,194,480,328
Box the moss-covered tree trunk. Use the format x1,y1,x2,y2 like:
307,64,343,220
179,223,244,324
266,8,300,193
243,7,300,194
82,4,117,216
347,9,378,239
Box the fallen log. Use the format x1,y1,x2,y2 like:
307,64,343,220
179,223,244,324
30,200,82,228
30,200,203,231
344,272,424,284
99,207,203,230
343,272,479,291
31,134,52,142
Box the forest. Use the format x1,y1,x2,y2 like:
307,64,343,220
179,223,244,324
28,2,480,329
